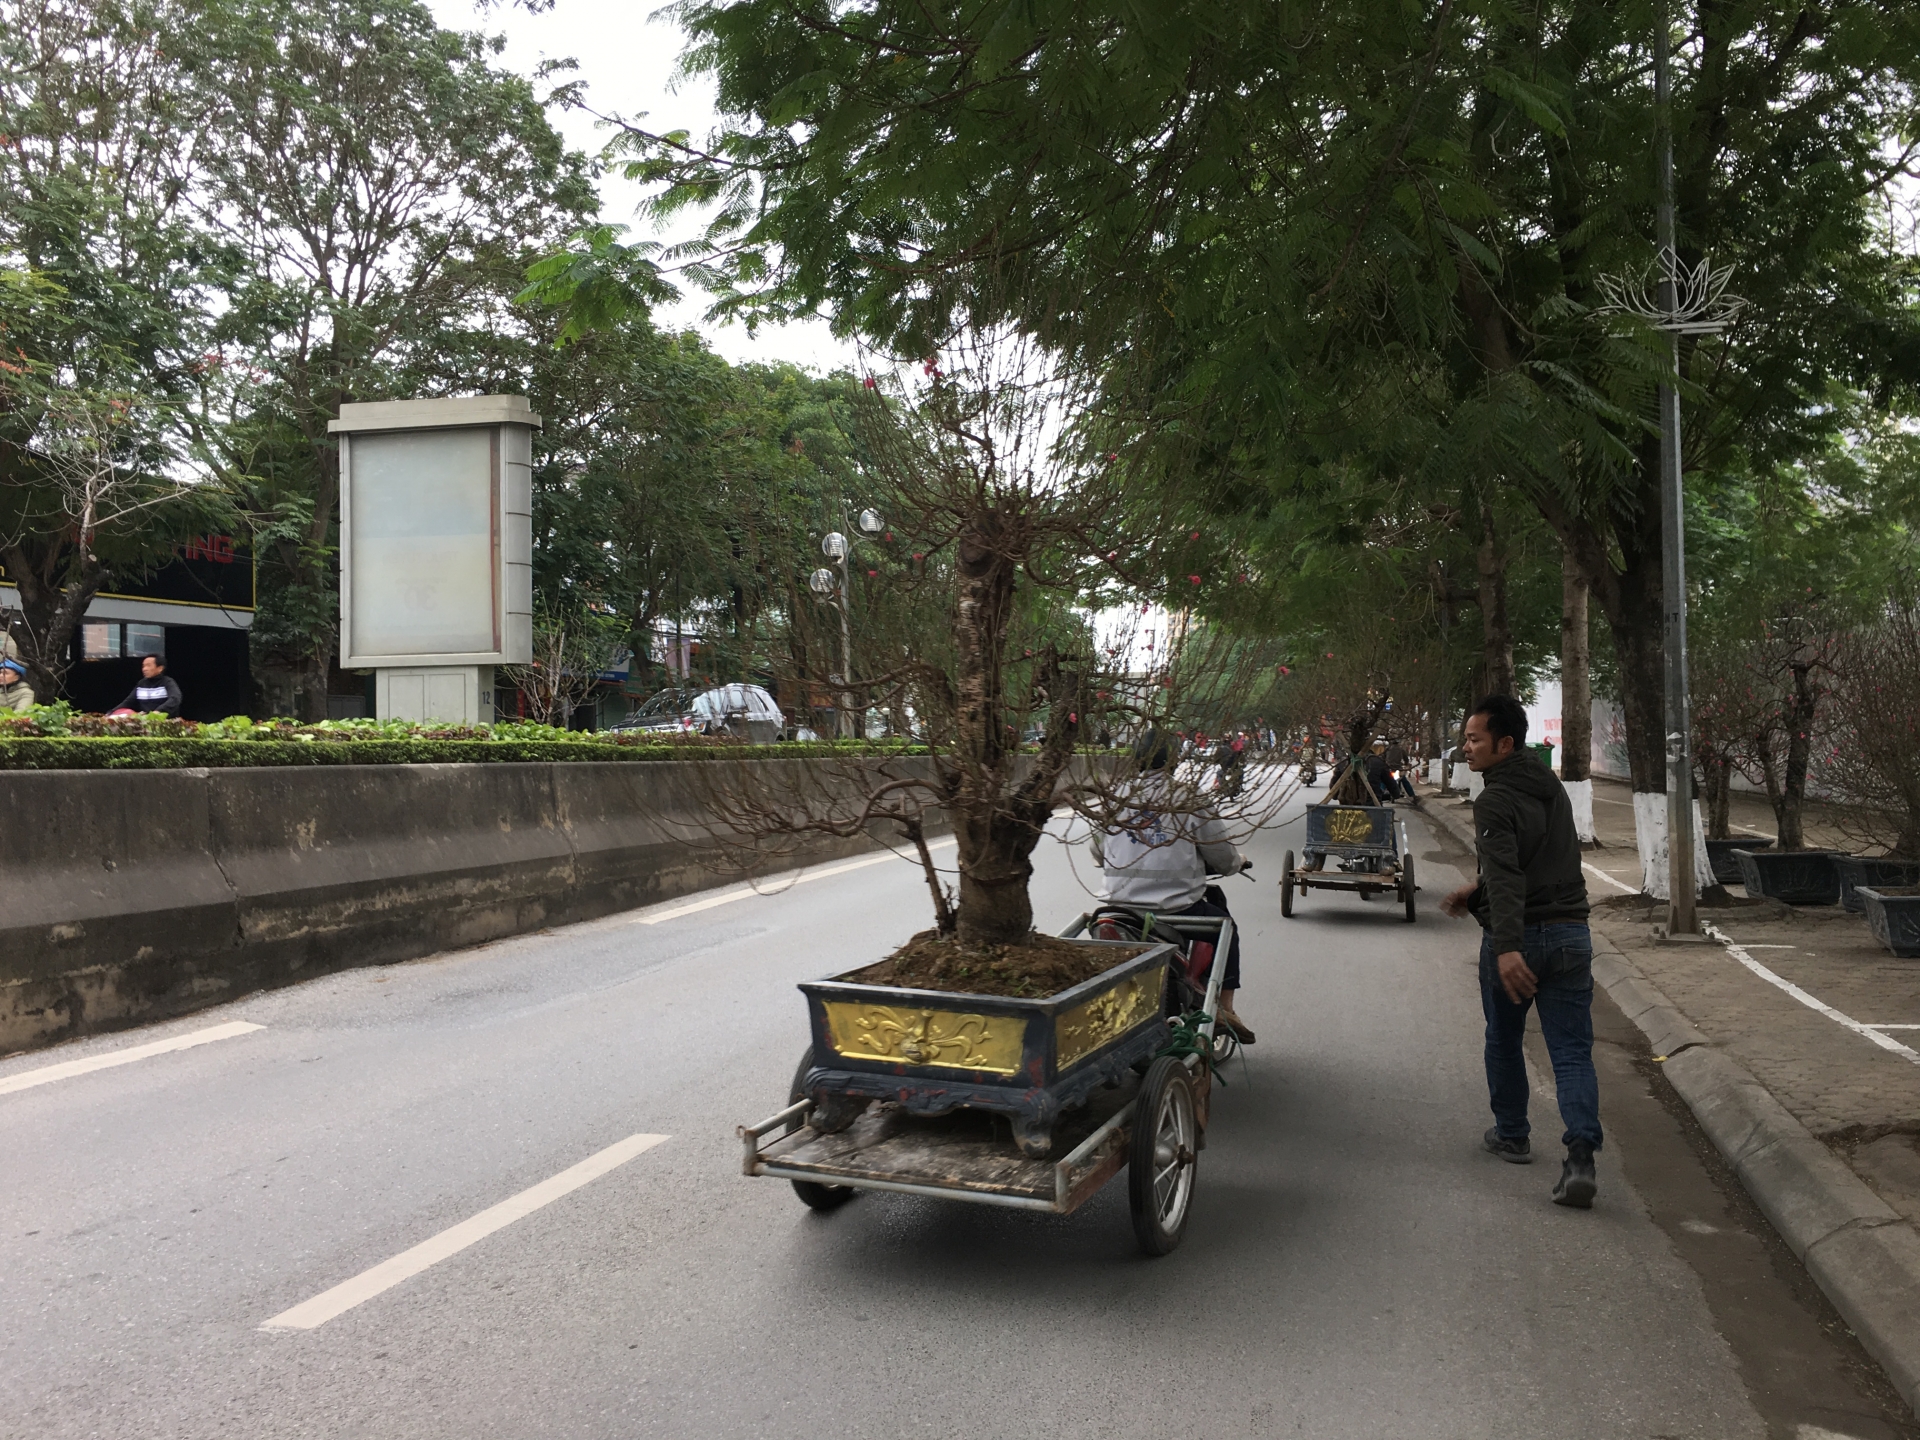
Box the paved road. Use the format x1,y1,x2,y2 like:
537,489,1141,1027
4,778,1914,1439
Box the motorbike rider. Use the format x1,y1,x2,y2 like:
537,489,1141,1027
1093,731,1255,1044
1213,730,1247,796
1382,738,1418,802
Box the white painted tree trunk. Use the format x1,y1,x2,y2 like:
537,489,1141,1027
1632,791,1714,899
1562,778,1596,844
1427,758,1445,786
1451,763,1478,794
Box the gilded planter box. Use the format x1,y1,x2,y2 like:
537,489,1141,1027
798,940,1175,1158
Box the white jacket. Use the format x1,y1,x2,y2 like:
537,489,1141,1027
1094,775,1241,909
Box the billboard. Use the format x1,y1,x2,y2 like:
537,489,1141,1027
333,396,537,669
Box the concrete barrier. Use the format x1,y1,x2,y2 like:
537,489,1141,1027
2,759,935,1055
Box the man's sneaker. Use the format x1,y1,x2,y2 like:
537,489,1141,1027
1219,1009,1256,1044
1553,1142,1597,1208
1482,1126,1531,1164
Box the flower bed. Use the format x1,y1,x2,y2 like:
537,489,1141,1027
0,706,929,768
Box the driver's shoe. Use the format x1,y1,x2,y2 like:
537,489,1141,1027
1218,1008,1256,1044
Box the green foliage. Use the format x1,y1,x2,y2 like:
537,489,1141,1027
607,0,1920,785
0,736,926,768
0,703,934,765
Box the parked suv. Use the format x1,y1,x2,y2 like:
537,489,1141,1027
611,683,785,745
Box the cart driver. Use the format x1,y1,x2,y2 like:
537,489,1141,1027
1092,731,1255,1044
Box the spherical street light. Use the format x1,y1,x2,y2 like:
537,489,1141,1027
809,567,837,595
821,532,848,560
857,509,885,536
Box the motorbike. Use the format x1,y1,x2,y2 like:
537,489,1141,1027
1087,864,1254,1065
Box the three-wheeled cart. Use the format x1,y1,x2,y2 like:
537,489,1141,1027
737,914,1234,1256
1281,803,1417,922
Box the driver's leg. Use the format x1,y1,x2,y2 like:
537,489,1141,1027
1176,895,1252,1043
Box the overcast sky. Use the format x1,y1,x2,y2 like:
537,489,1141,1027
427,0,855,373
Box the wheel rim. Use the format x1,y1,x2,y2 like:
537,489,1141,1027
1149,1076,1196,1228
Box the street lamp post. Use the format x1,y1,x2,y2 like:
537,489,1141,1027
819,532,852,737
1596,2,1744,934
814,510,887,740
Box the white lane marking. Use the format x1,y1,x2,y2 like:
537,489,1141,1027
1582,861,1638,895
633,838,958,926
1703,924,1920,1066
262,1133,670,1331
0,1021,265,1097
1589,794,1770,837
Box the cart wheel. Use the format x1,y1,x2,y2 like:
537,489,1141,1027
1280,851,1295,918
1128,1057,1198,1256
787,1047,857,1212
1402,852,1418,923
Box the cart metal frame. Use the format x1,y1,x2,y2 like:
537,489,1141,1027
1281,804,1418,921
738,915,1233,1221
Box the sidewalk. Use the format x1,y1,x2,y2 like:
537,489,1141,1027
1418,777,1920,1416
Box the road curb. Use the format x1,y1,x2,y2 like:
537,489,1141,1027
1415,786,1920,1415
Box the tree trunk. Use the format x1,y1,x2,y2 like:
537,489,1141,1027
0,541,109,703
295,652,330,722
1560,538,1591,782
1699,748,1733,839
950,510,1039,946
1776,659,1817,851
1475,499,1515,698
1753,730,1788,845
1540,432,1669,794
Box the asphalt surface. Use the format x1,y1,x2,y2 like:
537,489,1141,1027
4,774,1915,1439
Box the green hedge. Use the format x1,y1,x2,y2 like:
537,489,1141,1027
0,737,930,770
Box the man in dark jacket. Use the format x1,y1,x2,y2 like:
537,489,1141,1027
1441,694,1598,1208
114,654,183,716
1382,738,1417,801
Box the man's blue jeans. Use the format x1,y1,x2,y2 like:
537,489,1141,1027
1480,923,1603,1151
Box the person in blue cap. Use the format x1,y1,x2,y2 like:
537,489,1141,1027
0,635,33,712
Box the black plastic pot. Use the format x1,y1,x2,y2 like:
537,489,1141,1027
1734,848,1844,906
1706,836,1771,886
1837,856,1920,914
1859,887,1920,959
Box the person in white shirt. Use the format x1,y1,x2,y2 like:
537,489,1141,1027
1093,732,1254,1043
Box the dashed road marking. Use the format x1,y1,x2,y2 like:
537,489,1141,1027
262,1133,671,1331
632,837,957,925
0,1021,265,1097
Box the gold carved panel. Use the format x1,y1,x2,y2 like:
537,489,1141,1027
1324,808,1377,845
1056,965,1165,1071
821,1002,1024,1075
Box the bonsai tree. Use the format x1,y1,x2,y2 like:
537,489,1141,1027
1824,596,1920,859
694,326,1287,953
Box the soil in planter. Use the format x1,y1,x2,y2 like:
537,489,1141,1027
847,930,1146,999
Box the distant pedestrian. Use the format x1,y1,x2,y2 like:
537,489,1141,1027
0,636,32,713
1440,694,1598,1209
113,654,182,716
1382,738,1417,802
